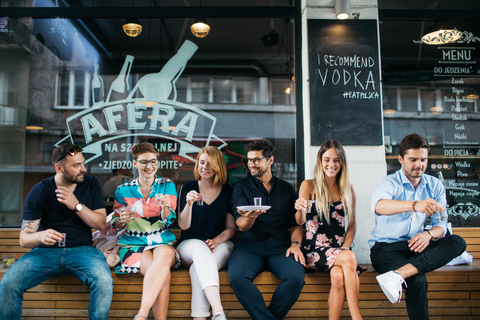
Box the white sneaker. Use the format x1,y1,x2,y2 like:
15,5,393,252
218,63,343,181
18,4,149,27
376,271,407,303
211,313,227,320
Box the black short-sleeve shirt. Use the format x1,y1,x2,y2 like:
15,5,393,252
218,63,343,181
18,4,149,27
178,180,233,242
230,175,299,242
22,175,105,248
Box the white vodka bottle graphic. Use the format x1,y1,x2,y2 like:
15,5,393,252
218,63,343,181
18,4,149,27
129,40,198,101
91,64,104,105
107,55,134,102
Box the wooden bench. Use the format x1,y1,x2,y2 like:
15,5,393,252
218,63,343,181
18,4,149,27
1,228,479,319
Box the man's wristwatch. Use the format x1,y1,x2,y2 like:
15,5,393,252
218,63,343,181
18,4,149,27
426,229,435,241
292,241,302,248
75,202,83,212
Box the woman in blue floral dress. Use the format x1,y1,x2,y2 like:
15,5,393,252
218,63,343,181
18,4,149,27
295,140,363,320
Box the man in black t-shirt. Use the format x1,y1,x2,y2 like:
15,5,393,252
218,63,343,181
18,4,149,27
228,139,305,320
0,143,113,320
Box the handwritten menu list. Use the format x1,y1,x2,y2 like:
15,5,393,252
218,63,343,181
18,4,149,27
434,43,480,225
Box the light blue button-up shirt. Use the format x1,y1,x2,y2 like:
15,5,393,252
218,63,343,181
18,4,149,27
369,169,447,248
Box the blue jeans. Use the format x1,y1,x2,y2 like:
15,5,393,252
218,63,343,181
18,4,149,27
0,246,113,320
228,240,305,320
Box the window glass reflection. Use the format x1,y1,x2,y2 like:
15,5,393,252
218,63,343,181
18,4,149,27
236,79,254,103
213,78,232,103
0,13,297,226
191,78,210,103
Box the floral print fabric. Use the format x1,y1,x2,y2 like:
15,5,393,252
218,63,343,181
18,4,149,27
303,200,346,272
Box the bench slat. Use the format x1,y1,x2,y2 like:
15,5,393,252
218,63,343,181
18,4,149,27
1,227,479,319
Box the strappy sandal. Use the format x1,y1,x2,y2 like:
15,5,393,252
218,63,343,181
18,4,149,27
356,265,368,276
134,314,147,320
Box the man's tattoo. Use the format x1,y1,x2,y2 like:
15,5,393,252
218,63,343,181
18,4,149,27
21,219,39,231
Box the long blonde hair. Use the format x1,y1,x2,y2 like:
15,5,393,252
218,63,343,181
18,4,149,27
312,140,353,225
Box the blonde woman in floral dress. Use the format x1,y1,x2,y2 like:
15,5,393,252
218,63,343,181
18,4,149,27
295,139,363,320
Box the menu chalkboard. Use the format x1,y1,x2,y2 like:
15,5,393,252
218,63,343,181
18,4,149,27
430,38,480,227
308,19,382,146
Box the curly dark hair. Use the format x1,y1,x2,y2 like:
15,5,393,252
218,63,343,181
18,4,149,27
244,139,275,158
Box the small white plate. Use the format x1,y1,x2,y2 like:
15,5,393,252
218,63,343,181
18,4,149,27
237,205,271,211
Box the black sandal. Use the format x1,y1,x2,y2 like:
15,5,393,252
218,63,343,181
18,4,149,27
356,265,368,276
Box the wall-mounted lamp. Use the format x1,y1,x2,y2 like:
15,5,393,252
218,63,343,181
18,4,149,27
191,18,210,38
336,0,350,20
421,23,461,45
123,18,142,37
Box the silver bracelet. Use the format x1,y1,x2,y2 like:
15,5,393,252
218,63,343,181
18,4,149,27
292,241,302,248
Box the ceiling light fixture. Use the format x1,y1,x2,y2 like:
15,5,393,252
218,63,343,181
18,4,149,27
465,94,479,102
430,106,443,115
26,125,44,131
336,0,350,20
191,17,210,38
421,23,461,45
383,109,396,117
123,18,143,37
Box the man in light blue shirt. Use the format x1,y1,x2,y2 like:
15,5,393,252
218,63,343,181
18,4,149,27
370,134,466,320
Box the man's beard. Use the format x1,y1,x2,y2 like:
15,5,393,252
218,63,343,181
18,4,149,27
63,170,84,184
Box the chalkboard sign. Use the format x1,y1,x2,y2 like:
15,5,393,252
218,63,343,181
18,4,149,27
308,19,382,146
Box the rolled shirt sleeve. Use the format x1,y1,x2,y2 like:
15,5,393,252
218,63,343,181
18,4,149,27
369,169,448,248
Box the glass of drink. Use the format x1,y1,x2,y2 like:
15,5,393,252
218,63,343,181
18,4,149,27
197,193,204,206
121,205,130,218
306,200,315,213
155,193,164,206
127,207,136,222
439,210,448,223
58,233,66,247
254,197,262,207
3,254,15,268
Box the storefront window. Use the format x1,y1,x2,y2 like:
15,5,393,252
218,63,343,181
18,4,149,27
236,79,254,103
0,4,297,226
190,78,210,103
379,12,480,227
420,88,436,112
213,78,233,103
271,79,294,105
399,88,418,112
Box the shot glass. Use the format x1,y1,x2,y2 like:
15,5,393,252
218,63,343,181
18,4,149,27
58,233,66,247
121,206,131,220
306,200,315,213
197,193,204,206
155,193,164,206
254,197,262,207
3,254,15,268
127,207,136,222
439,210,448,223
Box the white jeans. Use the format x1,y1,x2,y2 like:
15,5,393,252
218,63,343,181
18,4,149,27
177,238,234,317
